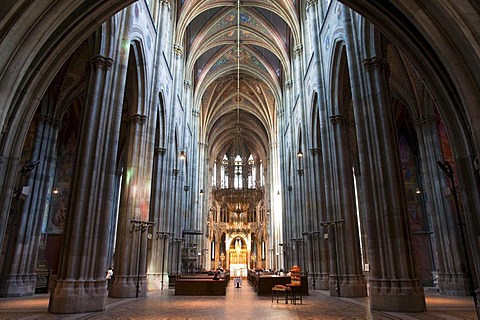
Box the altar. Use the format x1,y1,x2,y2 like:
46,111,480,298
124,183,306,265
230,263,247,277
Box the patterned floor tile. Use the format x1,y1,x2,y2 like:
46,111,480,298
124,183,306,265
0,283,475,319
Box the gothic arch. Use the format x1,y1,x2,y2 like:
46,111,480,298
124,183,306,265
157,91,167,149
126,40,148,116
309,92,321,149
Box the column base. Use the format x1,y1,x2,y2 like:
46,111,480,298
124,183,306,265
329,275,367,298
329,274,367,297
49,279,107,314
109,275,146,298
369,279,426,312
0,274,36,297
438,272,471,296
147,273,168,290
315,273,330,290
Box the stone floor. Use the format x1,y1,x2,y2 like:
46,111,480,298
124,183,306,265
0,283,476,319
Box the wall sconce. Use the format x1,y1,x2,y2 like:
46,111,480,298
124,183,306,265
297,149,303,158
179,151,186,160
200,189,204,195
53,187,59,194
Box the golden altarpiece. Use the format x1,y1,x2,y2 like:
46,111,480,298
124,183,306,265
207,146,268,276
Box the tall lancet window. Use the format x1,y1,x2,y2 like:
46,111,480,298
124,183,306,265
234,155,243,189
248,154,255,188
260,160,264,186
212,160,217,187
221,155,229,188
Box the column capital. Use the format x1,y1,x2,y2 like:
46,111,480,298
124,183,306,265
294,44,303,56
329,114,348,126
306,0,318,9
184,79,191,90
173,168,179,176
155,147,167,156
174,44,183,56
39,114,62,128
309,147,320,156
474,156,480,172
413,114,437,127
285,80,293,89
129,114,147,126
363,56,389,75
91,55,113,70
160,0,170,7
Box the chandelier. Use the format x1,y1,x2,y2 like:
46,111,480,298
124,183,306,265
213,186,264,213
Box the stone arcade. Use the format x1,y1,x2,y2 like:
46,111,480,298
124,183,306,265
0,0,479,316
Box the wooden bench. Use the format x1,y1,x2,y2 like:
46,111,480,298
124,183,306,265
175,279,226,295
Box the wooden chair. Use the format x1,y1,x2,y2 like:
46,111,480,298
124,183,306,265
286,266,302,305
271,284,289,303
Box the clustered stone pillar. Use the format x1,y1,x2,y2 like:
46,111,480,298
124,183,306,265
49,55,114,313
359,57,425,312
310,147,330,290
110,114,149,298
0,110,60,297
147,147,167,291
329,114,367,297
415,113,471,295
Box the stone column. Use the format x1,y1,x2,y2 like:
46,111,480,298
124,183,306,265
48,55,114,313
310,148,329,289
109,114,150,298
153,0,170,30
167,168,180,272
183,80,194,233
282,80,294,269
317,72,336,296
360,57,425,312
269,140,283,271
0,111,60,297
306,0,331,290
292,43,306,246
147,147,167,290
173,44,184,108
197,142,207,248
329,114,367,297
155,1,170,58
415,114,470,295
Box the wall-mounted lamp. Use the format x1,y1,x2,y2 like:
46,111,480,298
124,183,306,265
179,151,186,160
53,187,59,194
200,189,204,195
297,149,303,158
415,187,421,194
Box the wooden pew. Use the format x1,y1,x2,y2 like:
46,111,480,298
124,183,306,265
175,279,226,295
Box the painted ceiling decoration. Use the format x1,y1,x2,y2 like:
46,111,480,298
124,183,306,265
178,0,299,165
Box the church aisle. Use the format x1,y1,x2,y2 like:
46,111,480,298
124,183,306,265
0,283,475,319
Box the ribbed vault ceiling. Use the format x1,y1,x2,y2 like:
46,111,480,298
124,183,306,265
178,0,300,163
